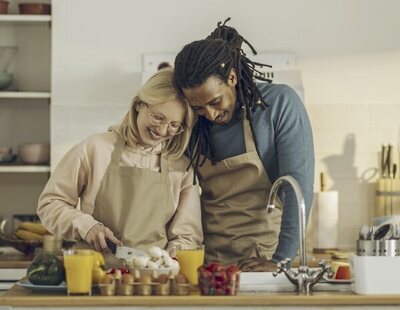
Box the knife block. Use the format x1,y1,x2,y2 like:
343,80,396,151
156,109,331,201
375,179,400,217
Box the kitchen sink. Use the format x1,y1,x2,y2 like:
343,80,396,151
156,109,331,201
239,272,351,292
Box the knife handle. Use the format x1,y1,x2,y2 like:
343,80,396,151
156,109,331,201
106,239,117,254
388,144,394,178
382,144,388,178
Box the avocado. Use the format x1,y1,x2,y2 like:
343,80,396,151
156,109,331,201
27,253,65,286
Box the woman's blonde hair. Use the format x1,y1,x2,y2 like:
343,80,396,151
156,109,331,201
113,68,196,159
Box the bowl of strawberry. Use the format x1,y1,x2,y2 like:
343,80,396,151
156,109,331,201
198,262,240,295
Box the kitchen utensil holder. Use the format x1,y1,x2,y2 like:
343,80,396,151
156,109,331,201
375,179,400,217
378,239,399,256
350,255,400,294
357,239,380,256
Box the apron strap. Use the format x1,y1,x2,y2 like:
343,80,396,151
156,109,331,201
110,135,125,166
160,153,169,182
241,107,257,153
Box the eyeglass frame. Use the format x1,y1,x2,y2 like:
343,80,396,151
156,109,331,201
142,102,185,136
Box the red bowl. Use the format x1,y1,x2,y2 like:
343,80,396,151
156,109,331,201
18,3,51,15
0,1,9,14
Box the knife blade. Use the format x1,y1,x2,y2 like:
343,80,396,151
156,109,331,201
115,245,148,260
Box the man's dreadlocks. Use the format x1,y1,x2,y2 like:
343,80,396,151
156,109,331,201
173,18,272,182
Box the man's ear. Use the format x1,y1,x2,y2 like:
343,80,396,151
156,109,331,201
227,68,237,87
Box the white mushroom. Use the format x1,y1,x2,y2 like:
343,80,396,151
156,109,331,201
169,258,179,269
146,260,158,269
163,255,175,267
160,249,170,258
153,257,164,267
133,255,149,268
148,246,163,259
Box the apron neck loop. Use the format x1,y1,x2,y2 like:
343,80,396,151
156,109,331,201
110,136,125,165
160,154,169,180
241,106,257,153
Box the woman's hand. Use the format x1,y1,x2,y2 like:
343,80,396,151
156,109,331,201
239,257,277,272
85,223,122,252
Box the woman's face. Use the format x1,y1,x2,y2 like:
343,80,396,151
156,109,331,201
182,70,237,125
136,99,185,147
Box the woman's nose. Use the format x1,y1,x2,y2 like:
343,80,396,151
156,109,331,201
159,124,169,136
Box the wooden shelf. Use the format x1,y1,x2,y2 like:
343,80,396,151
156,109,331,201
0,165,50,173
0,92,51,99
0,15,51,24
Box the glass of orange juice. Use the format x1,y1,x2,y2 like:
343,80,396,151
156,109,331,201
175,244,204,285
63,249,94,295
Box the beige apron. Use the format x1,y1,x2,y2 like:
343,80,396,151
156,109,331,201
199,107,282,265
90,136,175,266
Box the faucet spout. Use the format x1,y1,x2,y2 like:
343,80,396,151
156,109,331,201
267,175,307,267
268,175,331,294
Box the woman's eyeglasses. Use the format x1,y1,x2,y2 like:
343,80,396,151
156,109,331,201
144,103,184,136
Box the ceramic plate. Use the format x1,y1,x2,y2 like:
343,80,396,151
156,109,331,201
16,279,98,292
322,274,351,284
16,279,67,292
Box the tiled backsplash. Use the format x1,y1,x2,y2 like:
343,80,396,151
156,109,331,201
308,103,400,248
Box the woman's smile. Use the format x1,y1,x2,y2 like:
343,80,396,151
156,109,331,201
148,127,162,140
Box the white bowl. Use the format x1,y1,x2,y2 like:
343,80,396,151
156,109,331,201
18,143,50,164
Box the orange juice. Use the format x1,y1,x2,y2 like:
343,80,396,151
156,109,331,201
176,245,204,285
63,249,93,295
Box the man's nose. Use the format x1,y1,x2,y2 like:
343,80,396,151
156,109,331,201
204,106,218,121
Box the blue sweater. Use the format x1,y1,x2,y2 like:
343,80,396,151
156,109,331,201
208,83,314,262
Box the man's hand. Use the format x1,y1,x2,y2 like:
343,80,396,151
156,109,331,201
239,257,277,272
85,223,122,253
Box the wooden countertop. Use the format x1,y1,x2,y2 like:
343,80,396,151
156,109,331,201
0,247,33,268
1,284,400,307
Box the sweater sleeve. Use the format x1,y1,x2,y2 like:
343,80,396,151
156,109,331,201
166,166,203,252
270,86,315,263
37,142,101,241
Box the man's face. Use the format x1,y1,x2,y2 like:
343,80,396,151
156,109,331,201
182,70,237,125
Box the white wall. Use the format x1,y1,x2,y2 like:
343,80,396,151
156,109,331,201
51,0,400,249
304,53,400,246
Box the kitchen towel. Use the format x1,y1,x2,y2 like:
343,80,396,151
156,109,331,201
313,191,339,250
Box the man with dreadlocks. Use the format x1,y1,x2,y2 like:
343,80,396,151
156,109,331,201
173,18,314,272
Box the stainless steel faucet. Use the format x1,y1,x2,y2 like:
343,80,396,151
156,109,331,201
267,175,332,294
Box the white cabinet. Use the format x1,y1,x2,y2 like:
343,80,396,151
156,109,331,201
0,12,51,219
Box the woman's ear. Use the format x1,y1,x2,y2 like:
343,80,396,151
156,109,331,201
228,68,237,87
135,101,142,112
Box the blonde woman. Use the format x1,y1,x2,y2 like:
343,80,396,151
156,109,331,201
37,68,202,260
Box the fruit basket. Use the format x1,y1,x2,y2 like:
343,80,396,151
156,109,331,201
0,219,43,255
0,219,73,255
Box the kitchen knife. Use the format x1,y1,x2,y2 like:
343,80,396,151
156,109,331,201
382,144,388,178
398,127,400,179
115,245,148,260
388,144,394,178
